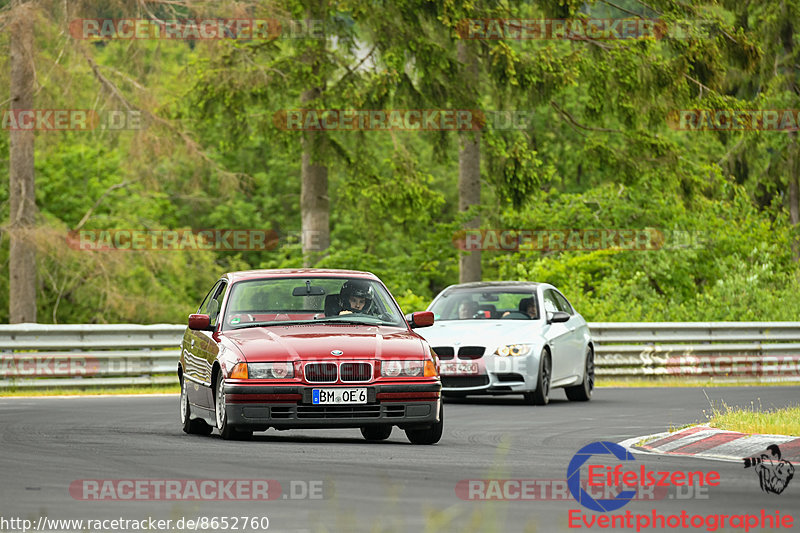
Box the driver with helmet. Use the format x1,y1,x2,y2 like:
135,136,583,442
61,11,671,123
338,279,375,315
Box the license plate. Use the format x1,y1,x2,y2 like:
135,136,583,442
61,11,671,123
312,388,367,405
439,362,479,375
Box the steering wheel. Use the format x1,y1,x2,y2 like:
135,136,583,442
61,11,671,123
501,311,529,319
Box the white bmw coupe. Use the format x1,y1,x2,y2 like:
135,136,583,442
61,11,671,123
419,281,594,405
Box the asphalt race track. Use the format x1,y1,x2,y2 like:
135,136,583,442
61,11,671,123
0,387,797,533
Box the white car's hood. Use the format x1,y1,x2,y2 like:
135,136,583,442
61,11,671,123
419,319,542,349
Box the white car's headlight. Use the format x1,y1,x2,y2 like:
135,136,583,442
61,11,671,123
248,362,294,379
494,344,534,357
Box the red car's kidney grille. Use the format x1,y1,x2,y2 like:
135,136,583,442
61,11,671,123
340,362,371,382
305,363,337,383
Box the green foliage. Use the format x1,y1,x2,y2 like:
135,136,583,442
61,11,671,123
2,0,800,324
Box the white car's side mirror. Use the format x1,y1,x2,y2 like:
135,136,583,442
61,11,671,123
548,311,570,324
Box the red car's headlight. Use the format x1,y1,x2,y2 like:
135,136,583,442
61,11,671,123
381,360,435,377
423,360,437,377
248,362,294,379
382,360,402,377
229,362,248,379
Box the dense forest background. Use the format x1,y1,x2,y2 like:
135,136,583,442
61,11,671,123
2,0,800,324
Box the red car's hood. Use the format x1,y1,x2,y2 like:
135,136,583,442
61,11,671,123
221,324,426,361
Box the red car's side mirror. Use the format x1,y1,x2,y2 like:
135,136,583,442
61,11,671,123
188,314,211,331
407,311,434,329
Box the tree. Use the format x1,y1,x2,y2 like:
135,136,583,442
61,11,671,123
300,0,331,265
8,0,36,323
718,0,800,258
457,41,482,282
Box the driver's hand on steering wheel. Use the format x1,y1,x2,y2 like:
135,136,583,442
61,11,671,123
339,310,353,315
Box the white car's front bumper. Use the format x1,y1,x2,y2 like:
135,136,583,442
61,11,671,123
436,348,540,393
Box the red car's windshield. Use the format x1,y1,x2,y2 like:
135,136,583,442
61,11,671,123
222,277,406,329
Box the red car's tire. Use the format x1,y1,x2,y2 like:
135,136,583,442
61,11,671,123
215,373,252,441
405,402,443,445
180,378,213,435
361,425,393,441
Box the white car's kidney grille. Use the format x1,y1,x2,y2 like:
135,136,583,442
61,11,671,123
457,346,485,359
433,347,455,360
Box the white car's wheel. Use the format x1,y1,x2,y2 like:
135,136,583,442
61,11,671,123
565,347,594,402
524,350,550,406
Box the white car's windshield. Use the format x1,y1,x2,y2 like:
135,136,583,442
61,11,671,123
430,288,539,320
223,277,405,329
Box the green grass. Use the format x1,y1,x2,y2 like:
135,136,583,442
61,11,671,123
0,384,180,397
1,377,797,397
597,377,800,388
702,398,800,436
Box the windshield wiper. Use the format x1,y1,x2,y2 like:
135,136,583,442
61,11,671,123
316,317,373,325
321,317,403,327
229,320,311,329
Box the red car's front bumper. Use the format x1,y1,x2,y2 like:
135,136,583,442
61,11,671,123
223,381,441,430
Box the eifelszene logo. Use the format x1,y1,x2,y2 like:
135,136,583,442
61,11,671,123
744,444,795,495
567,441,720,512
567,441,638,512
567,441,794,531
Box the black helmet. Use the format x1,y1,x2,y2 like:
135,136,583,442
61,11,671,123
340,279,373,312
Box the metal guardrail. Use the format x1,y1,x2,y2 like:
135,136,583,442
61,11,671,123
0,324,183,388
591,322,800,381
1,322,799,388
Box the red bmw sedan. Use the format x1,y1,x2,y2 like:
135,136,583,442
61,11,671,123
178,269,442,444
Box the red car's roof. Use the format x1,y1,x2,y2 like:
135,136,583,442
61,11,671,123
225,268,378,283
